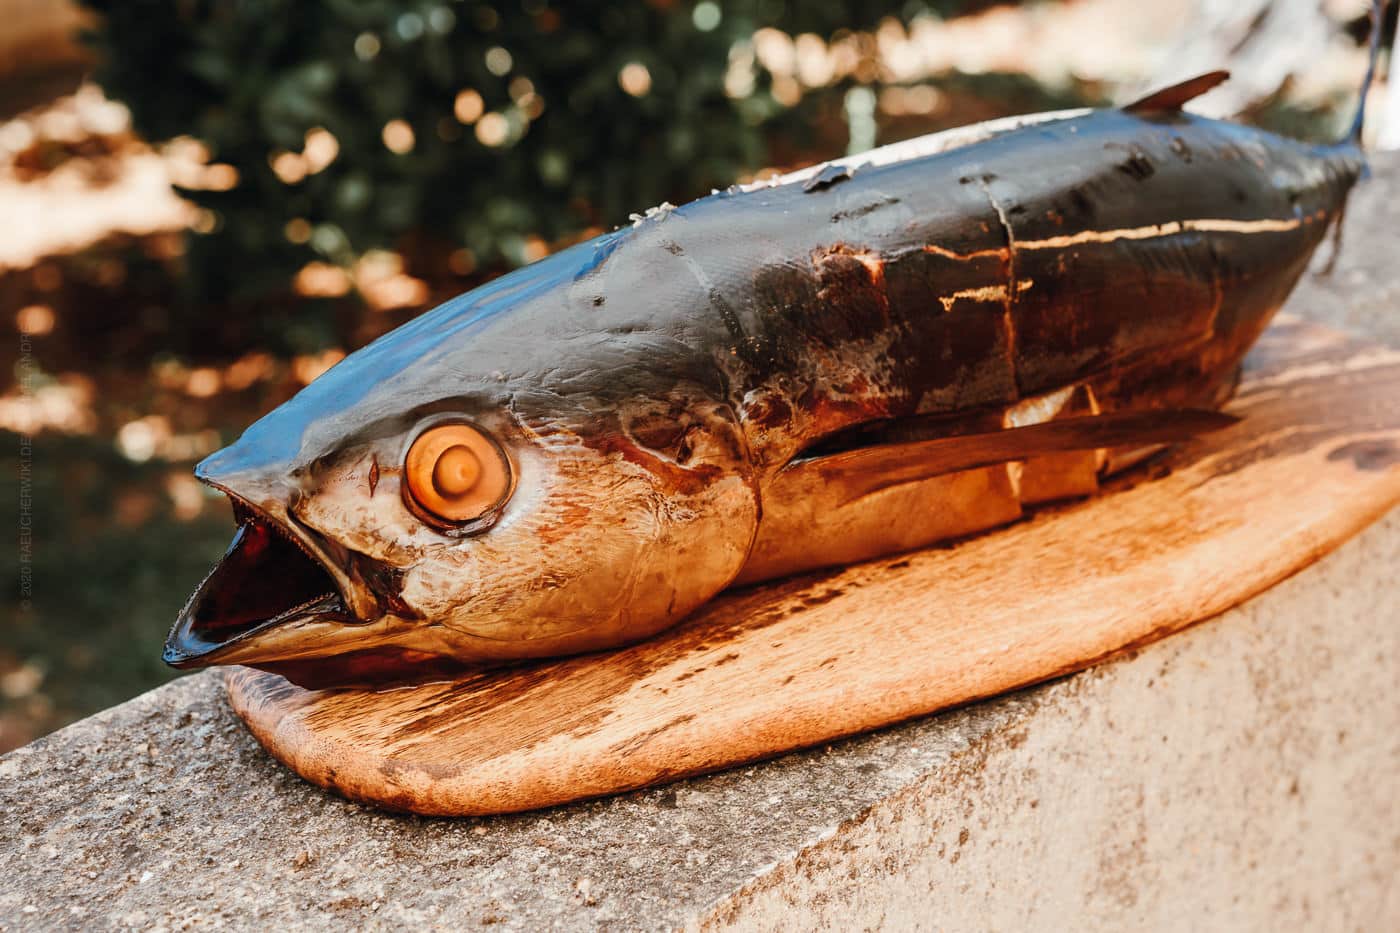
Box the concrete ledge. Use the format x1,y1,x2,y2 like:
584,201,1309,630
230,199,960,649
3,155,1398,931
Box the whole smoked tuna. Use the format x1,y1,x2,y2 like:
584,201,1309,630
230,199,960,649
167,67,1375,687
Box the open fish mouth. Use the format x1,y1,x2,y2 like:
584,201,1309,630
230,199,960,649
163,500,350,668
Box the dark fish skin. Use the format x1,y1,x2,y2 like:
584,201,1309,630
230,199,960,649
681,111,1355,465
167,95,1365,685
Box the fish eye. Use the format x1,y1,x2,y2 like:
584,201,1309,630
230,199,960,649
403,421,513,530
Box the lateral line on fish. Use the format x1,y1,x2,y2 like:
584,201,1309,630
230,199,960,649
920,214,1317,264
922,243,1010,262
1015,216,1307,251
938,278,1035,312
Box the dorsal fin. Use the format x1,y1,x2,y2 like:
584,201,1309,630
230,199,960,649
1124,71,1230,113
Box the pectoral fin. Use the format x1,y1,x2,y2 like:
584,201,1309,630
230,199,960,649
795,408,1237,506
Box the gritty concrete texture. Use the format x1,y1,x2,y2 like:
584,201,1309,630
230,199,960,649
2,157,1398,933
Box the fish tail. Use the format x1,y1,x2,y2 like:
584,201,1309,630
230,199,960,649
1344,0,1387,147
1318,0,1387,275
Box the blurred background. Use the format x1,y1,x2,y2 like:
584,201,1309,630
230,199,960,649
0,0,1395,752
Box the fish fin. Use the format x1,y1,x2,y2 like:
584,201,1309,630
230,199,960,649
1317,0,1383,276
791,408,1238,505
1345,0,1385,144
1124,71,1230,113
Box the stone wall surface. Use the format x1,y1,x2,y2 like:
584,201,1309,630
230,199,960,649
1,157,1397,933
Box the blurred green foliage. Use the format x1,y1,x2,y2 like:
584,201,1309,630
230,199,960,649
79,0,983,300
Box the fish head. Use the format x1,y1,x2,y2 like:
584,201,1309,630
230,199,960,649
165,256,760,685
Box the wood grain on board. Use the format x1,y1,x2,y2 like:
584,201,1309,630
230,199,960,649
227,316,1400,816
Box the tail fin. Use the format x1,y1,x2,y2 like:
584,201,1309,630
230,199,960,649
1345,0,1387,144
1319,0,1385,276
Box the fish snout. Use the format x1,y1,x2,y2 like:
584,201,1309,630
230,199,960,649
194,444,300,512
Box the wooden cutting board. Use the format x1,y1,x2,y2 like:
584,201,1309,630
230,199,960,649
226,316,1400,816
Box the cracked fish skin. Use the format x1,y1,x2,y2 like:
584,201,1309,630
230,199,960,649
164,76,1366,688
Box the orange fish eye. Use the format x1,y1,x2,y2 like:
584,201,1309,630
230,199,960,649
404,422,512,527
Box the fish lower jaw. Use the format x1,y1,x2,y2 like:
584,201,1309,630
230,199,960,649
163,504,362,669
